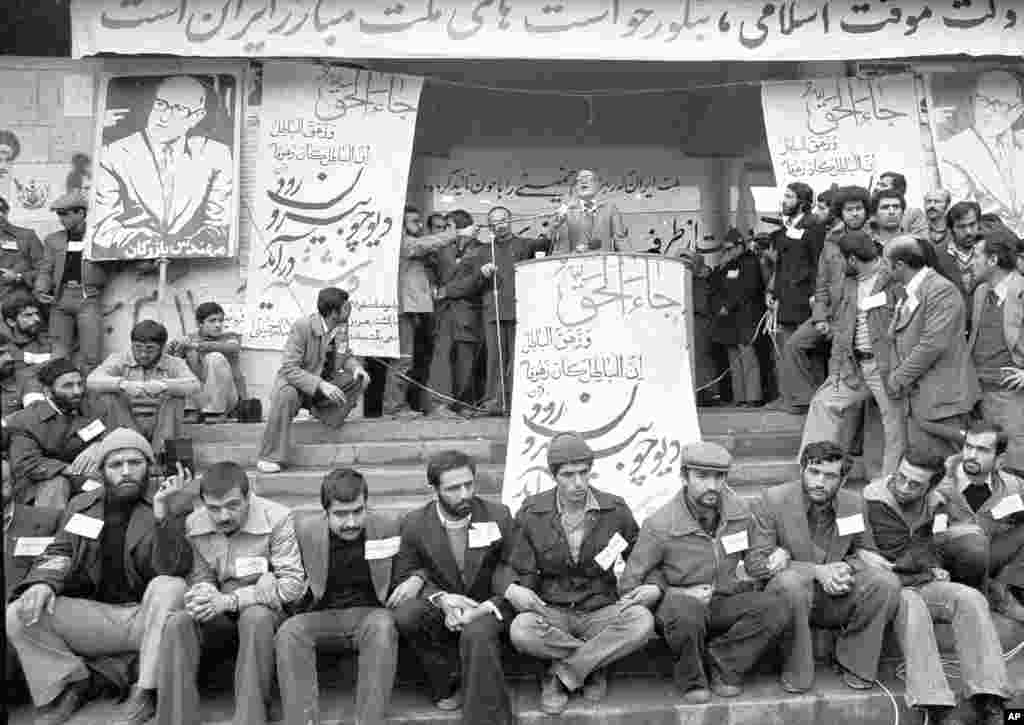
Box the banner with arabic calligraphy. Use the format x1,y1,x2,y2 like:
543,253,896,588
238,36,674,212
761,75,925,200
244,62,422,355
502,253,700,523
73,0,1024,63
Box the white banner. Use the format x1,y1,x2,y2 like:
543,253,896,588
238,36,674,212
762,75,925,200
503,253,700,523
244,62,422,355
74,0,1024,63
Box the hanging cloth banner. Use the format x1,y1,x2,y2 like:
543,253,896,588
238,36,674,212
73,0,1024,63
244,62,423,356
502,253,700,523
761,74,925,199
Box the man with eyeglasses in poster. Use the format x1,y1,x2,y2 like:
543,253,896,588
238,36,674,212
90,74,233,258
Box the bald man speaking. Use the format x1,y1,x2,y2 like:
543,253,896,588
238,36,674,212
91,74,234,258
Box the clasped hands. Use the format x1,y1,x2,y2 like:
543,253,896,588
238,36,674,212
184,582,233,623
120,379,169,398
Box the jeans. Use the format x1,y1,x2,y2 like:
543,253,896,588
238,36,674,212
275,607,397,725
509,602,654,690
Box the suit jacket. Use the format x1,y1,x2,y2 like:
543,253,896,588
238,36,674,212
0,221,44,297
888,268,978,420
434,239,489,344
936,455,1024,539
710,251,765,346
4,504,62,601
391,497,516,608
812,224,848,323
745,481,877,579
771,214,827,325
293,510,399,610
828,263,898,392
35,228,109,298
969,271,1024,369
550,201,627,254
272,314,360,398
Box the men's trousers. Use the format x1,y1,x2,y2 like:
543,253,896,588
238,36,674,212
275,607,398,725
188,352,239,415
383,312,434,413
939,525,1024,591
91,390,186,457
258,374,364,464
483,318,516,411
778,318,829,408
50,286,103,375
509,602,654,691
726,345,762,404
5,575,186,706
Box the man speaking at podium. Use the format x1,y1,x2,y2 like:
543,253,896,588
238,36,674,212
549,169,628,254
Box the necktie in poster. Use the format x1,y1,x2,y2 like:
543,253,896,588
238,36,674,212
246,62,423,356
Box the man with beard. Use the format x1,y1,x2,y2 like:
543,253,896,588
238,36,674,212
801,231,904,477
874,172,928,237
383,206,456,418
943,201,986,304
934,422,1024,623
967,236,1024,473
887,236,978,460
621,442,792,701
87,319,200,457
775,186,870,414
477,206,550,416
390,450,518,725
0,193,43,301
549,169,627,254
5,428,193,725
864,450,1010,725
6,357,108,507
746,441,902,693
924,190,953,248
157,462,305,725
0,292,59,418
505,434,654,715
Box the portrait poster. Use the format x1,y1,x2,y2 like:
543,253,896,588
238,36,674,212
503,253,700,523
244,62,423,358
85,65,244,261
762,75,924,200
927,67,1024,238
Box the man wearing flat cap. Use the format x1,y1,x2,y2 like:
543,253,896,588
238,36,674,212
504,432,654,715
621,441,793,702
34,190,108,376
6,427,193,725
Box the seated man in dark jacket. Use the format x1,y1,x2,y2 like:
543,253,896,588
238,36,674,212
5,427,192,725
504,433,654,715
864,450,1009,725
0,292,61,419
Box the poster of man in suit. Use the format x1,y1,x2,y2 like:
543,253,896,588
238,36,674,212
928,67,1024,237
87,67,244,261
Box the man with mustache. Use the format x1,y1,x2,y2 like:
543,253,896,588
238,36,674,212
157,462,305,725
5,428,193,725
0,292,60,419
6,357,109,507
924,190,953,248
621,442,792,702
549,169,627,254
0,193,43,301
874,172,928,238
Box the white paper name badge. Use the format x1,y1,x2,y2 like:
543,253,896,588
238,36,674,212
364,536,400,560
468,521,502,549
786,227,805,240
859,292,887,312
235,556,269,578
595,532,629,570
23,352,52,365
992,494,1024,520
836,513,866,536
932,514,949,534
1,240,19,251
66,241,85,253
77,419,106,442
720,530,749,555
65,513,104,539
81,479,103,492
726,269,740,279
14,537,54,557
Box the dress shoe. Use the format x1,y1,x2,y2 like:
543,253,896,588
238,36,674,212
435,689,463,711
256,459,282,474
540,674,570,715
841,669,874,690
582,669,607,703
110,687,155,725
35,679,90,725
383,405,423,419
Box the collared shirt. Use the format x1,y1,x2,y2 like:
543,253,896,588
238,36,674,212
556,488,601,562
87,350,200,417
854,269,880,353
318,315,341,345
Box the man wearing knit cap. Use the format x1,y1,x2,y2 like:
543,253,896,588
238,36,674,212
6,357,109,507
6,427,193,725
621,441,793,702
505,432,654,715
34,189,108,375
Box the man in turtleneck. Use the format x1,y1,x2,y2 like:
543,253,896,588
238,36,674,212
6,427,193,725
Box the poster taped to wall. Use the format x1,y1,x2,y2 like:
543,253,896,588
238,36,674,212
927,66,1024,239
503,253,700,523
244,62,423,357
85,65,244,261
762,75,925,200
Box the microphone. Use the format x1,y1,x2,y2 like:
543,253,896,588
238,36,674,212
760,216,784,226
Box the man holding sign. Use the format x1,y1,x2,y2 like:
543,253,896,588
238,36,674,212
157,462,305,725
504,433,654,715
746,441,902,693
620,442,793,702
5,428,193,725
276,468,400,725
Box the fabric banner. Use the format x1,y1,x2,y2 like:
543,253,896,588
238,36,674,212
927,66,1024,239
761,75,925,200
86,66,245,260
244,62,422,356
73,0,1024,63
502,253,700,522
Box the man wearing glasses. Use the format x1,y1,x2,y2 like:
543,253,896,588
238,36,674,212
90,74,233,257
